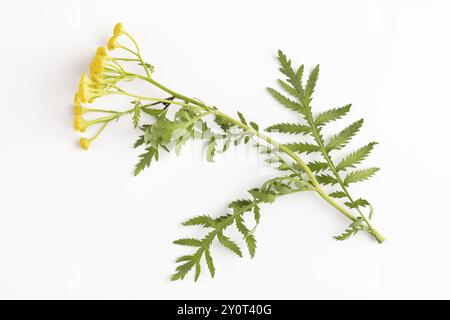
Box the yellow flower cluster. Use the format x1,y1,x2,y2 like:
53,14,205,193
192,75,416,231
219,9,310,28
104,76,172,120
73,23,126,150
107,22,125,50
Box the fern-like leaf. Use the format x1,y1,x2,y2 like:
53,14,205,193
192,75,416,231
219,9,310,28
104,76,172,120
204,249,215,278
267,88,305,115
344,168,380,185
305,65,320,99
308,161,329,173
314,104,351,127
217,232,243,257
266,123,311,135
325,119,363,152
336,142,378,171
284,142,320,154
173,238,203,247
182,215,215,228
134,146,158,176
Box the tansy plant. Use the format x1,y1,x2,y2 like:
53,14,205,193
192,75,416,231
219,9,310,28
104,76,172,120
73,23,385,281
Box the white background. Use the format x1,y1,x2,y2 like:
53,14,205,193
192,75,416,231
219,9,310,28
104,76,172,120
0,0,449,299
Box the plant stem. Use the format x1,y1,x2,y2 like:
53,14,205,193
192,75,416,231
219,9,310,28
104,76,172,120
124,73,385,242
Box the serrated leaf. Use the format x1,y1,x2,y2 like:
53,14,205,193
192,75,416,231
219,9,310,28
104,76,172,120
142,108,164,118
336,142,378,171
253,205,261,224
314,104,351,127
248,189,276,203
194,261,201,281
235,215,250,236
277,79,298,97
133,104,141,128
173,238,203,247
175,255,193,263
344,168,379,185
284,142,320,154
228,199,252,210
277,50,302,91
305,65,320,99
182,215,215,228
204,249,215,278
217,232,242,257
134,135,145,148
316,174,339,185
308,161,329,173
329,191,347,199
171,260,195,281
344,198,370,209
267,88,305,115
334,228,358,241
245,234,257,258
266,123,311,135
325,119,363,152
134,146,158,176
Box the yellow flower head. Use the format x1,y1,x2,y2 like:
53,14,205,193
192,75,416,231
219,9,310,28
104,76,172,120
79,137,91,150
77,74,89,103
89,55,105,77
73,115,88,132
113,23,125,36
107,35,118,51
74,104,86,116
90,74,102,89
96,46,107,57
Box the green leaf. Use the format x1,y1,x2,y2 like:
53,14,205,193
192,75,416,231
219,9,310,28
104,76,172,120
267,88,305,115
206,136,216,162
134,147,158,176
248,189,276,203
307,161,329,173
194,261,201,281
316,174,339,186
334,227,358,241
305,65,320,99
245,234,257,258
314,104,351,127
171,260,195,281
237,111,247,125
344,168,380,185
173,238,203,247
344,198,370,208
277,79,298,97
175,255,193,263
133,104,141,128
134,135,145,148
325,119,363,152
284,142,320,154
277,50,303,93
249,121,259,131
182,215,215,228
204,249,215,278
265,123,311,135
235,215,250,236
142,108,165,118
215,116,234,131
336,142,378,171
253,205,261,224
329,191,347,199
217,232,243,257
228,199,252,210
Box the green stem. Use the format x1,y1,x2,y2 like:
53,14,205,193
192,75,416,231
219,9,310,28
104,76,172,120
124,74,358,223
121,73,385,241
